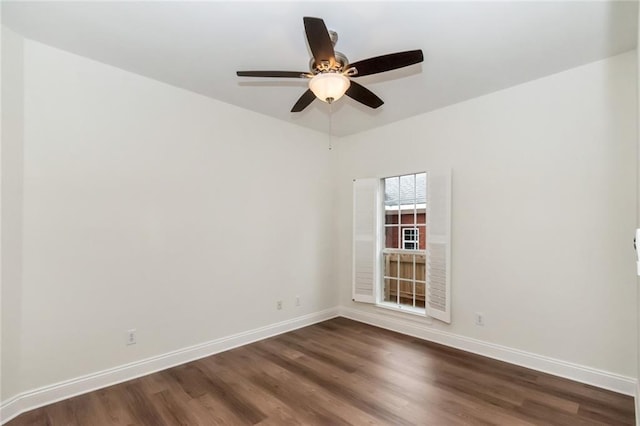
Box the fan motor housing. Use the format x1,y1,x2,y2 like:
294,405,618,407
309,51,349,74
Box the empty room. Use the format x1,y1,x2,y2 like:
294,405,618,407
1,1,639,425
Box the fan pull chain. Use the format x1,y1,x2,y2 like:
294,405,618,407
328,103,333,151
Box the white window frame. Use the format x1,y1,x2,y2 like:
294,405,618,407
352,169,451,323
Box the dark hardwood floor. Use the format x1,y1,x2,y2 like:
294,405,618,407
7,317,635,425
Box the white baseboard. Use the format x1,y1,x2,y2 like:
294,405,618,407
339,306,637,396
0,308,339,425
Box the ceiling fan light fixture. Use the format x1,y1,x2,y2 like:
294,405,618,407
236,17,423,112
309,73,350,104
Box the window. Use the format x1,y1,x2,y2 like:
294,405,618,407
402,228,419,250
352,170,451,322
383,173,426,311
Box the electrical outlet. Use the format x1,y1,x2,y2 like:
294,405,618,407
475,313,484,326
126,329,137,345
277,300,283,310
295,296,300,307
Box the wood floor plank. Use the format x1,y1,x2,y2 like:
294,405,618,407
93,385,137,425
298,326,534,424
198,352,303,425
249,342,416,425
6,318,635,426
265,333,484,424
188,392,248,425
150,389,200,425
228,346,383,425
120,383,167,425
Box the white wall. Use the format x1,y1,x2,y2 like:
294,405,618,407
335,51,637,377
1,28,25,403
3,32,336,396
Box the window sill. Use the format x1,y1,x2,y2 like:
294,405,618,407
375,302,426,318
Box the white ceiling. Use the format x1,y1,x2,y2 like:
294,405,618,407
2,1,638,136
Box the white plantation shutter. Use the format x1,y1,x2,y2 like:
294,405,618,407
426,170,452,323
352,178,379,303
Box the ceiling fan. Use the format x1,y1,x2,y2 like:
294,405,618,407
236,17,424,112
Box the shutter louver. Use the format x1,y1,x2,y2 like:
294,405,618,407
427,170,452,323
352,178,378,303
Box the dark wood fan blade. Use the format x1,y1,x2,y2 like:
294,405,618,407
345,81,384,109
303,17,335,65
349,50,424,77
291,89,316,112
237,71,307,78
